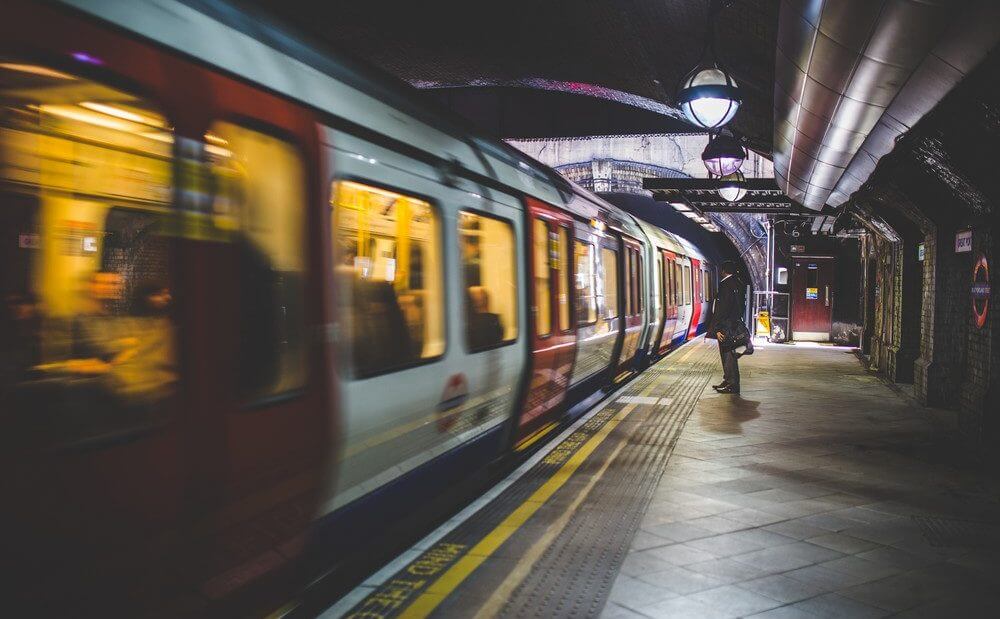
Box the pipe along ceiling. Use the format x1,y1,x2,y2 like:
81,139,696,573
773,0,1000,211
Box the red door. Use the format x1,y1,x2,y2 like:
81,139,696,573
518,198,577,440
656,250,679,353
688,258,702,339
185,72,334,604
791,257,835,341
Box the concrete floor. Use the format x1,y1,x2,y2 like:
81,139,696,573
603,341,1000,618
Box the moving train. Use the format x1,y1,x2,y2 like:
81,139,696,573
0,0,714,614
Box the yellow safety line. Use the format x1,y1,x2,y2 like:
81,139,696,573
398,339,709,619
514,421,558,452
398,408,637,618
473,359,678,618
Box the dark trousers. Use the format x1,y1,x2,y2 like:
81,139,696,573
719,343,740,389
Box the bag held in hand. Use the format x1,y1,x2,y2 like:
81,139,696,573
720,320,753,355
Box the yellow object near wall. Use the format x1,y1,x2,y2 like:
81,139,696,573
756,310,771,336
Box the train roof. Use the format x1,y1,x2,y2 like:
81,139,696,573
60,0,707,263
59,0,570,206
633,219,683,256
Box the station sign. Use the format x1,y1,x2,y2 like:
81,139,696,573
955,229,973,253
972,253,989,329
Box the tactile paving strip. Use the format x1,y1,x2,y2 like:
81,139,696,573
338,340,718,619
496,344,717,618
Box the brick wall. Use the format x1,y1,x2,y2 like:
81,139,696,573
850,50,999,459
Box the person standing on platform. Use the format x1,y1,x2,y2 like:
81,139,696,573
709,260,746,395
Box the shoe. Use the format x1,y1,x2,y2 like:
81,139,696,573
712,381,729,390
716,385,740,395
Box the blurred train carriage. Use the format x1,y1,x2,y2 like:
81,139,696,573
0,0,713,614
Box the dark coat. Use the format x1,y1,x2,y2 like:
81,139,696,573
708,274,746,337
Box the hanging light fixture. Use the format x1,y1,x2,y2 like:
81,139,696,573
676,0,742,130
701,132,746,176
717,170,747,202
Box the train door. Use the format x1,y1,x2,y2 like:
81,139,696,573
688,258,703,339
656,249,680,353
674,257,692,343
569,220,619,389
191,75,334,601
614,238,644,379
520,198,576,439
648,251,665,356
791,257,835,341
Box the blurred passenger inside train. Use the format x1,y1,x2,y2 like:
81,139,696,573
354,278,415,374
467,286,503,351
397,291,425,354
56,273,176,405
7,272,178,445
117,281,177,411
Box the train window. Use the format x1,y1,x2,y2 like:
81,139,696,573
332,180,444,377
557,226,571,332
532,218,552,337
574,240,596,325
659,258,667,311
459,211,517,351
635,252,643,313
209,122,308,401
600,247,618,319
624,249,632,316
673,262,682,306
683,264,691,304
0,59,177,448
664,258,671,308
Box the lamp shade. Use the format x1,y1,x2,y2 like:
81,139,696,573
718,170,747,202
677,66,741,130
702,133,746,176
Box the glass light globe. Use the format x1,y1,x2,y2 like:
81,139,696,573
702,133,746,176
678,66,741,129
718,171,747,202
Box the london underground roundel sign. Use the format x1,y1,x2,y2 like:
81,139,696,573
972,254,990,329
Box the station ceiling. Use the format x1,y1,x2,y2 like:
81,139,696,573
237,0,779,152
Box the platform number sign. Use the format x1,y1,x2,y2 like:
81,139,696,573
972,253,989,329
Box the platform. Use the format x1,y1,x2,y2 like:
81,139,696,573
326,340,1000,619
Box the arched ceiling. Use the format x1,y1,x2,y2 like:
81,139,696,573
235,0,779,150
